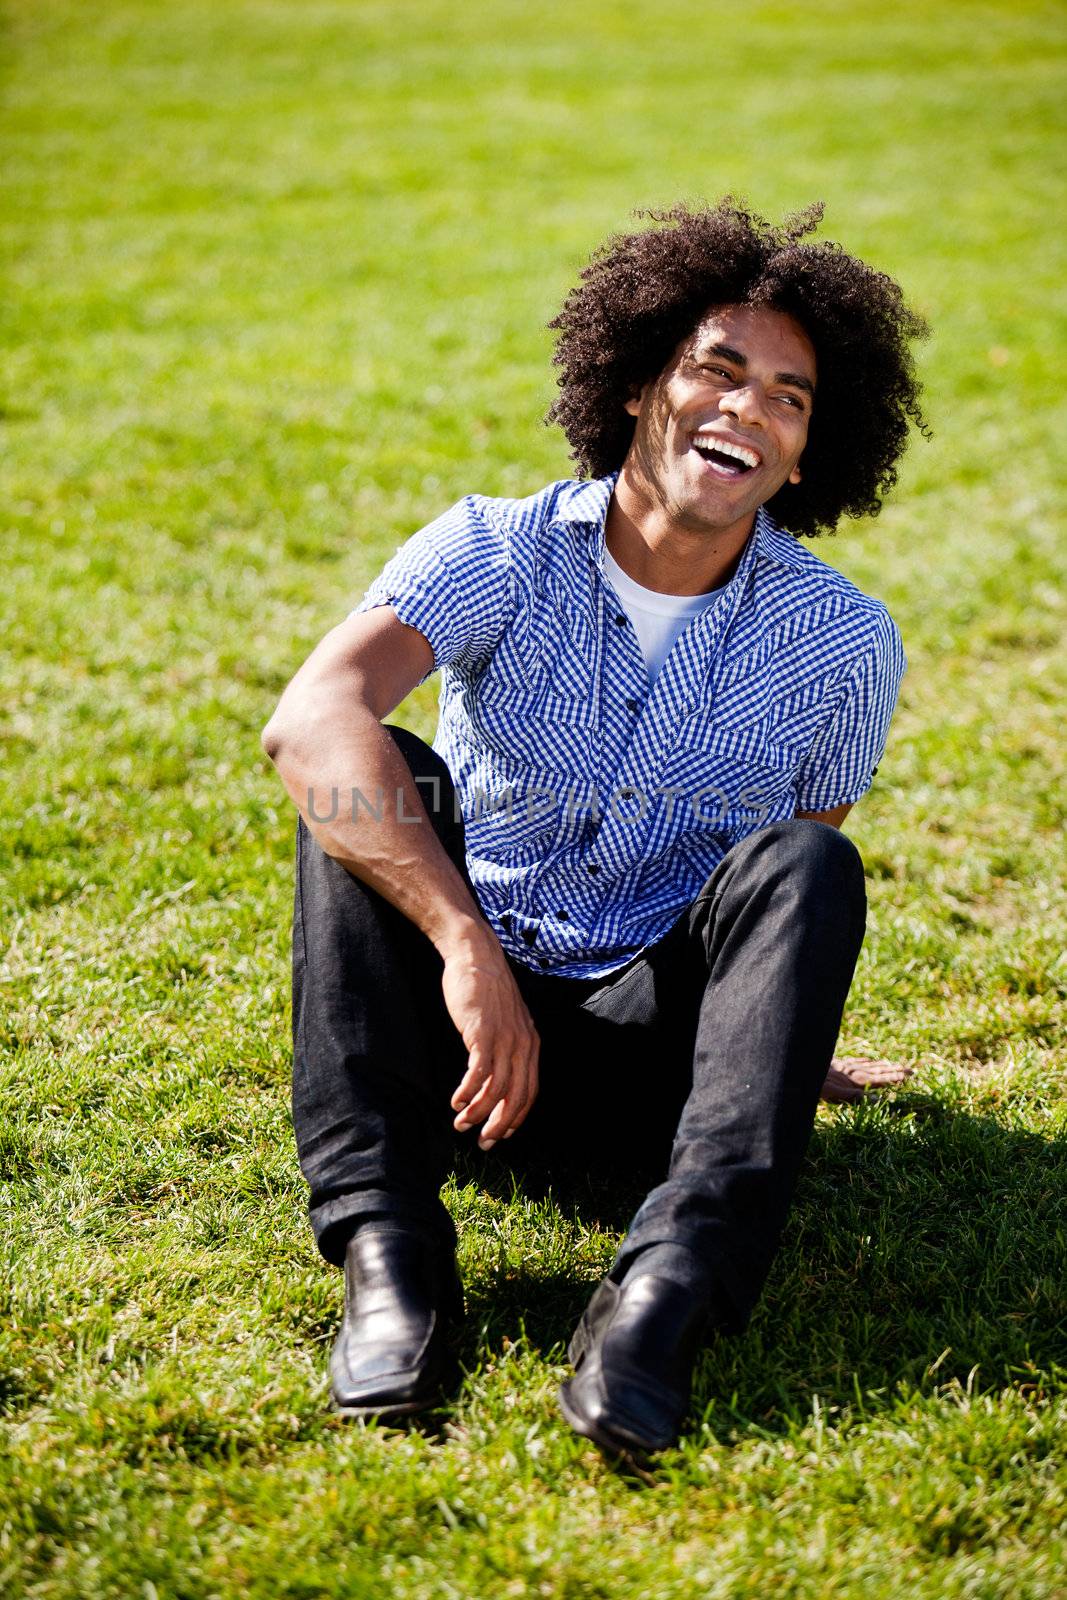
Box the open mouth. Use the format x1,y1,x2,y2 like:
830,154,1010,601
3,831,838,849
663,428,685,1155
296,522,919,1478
691,434,761,478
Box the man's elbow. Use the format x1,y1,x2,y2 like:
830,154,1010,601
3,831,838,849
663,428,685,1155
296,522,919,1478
261,702,309,769
260,714,287,765
260,683,322,767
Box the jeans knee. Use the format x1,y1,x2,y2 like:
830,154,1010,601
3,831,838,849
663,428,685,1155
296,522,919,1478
729,819,865,903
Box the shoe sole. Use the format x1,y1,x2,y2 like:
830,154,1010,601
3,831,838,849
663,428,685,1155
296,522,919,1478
557,1379,652,1465
331,1354,461,1423
561,1311,675,1463
332,1393,443,1422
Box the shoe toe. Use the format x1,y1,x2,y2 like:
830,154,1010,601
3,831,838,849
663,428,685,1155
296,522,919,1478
331,1339,457,1415
329,1229,463,1419
559,1272,708,1457
559,1364,679,1457
333,1342,419,1397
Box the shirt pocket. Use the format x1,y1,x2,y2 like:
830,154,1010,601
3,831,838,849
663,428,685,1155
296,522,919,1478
761,684,836,761
473,582,597,730
669,713,801,832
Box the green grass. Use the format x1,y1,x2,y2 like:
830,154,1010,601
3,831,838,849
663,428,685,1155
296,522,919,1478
2,0,1066,1594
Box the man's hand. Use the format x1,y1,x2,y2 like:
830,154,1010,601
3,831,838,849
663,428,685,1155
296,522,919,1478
439,925,540,1151
821,1054,914,1104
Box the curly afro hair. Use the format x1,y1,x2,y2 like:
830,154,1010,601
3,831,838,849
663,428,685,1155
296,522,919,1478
547,198,929,538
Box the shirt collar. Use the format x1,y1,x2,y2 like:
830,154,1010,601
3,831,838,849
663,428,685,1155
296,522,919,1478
554,473,618,540
554,472,807,580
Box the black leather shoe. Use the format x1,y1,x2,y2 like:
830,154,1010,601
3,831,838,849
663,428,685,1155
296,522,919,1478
558,1273,711,1459
329,1225,464,1420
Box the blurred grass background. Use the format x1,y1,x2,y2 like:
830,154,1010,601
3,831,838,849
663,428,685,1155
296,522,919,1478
2,1,1066,1595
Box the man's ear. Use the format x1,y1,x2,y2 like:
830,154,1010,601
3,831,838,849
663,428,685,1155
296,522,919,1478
624,384,648,419
788,460,803,485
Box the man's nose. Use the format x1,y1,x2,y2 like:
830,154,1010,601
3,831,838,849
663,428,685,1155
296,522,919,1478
719,383,767,426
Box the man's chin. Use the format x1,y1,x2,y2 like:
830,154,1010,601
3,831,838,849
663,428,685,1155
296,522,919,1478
675,482,764,535
678,458,767,507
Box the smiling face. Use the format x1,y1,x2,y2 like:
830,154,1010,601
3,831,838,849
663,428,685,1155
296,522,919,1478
621,303,817,540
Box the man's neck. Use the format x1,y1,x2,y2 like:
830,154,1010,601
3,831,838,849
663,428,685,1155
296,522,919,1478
605,467,756,596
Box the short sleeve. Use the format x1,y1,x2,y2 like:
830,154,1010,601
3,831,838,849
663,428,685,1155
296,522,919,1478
349,496,511,682
793,607,907,813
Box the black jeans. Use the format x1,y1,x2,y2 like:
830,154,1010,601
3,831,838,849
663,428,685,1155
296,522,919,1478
291,726,868,1333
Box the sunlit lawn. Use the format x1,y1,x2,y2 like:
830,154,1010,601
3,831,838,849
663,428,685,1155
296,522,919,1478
2,1,1065,1594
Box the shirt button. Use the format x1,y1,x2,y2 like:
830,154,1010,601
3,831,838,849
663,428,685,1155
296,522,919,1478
521,926,538,946
556,909,570,921
614,613,627,626
537,957,550,968
586,863,600,876
619,788,635,801
499,912,511,928
625,697,639,712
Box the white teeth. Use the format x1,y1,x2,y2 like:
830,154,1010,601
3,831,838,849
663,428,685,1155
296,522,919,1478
692,434,760,469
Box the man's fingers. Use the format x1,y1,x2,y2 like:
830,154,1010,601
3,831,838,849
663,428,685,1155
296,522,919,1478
481,1085,529,1141
480,1081,532,1143
511,1051,539,1125
451,1051,491,1114
821,1056,916,1104
453,1047,515,1130
457,1073,504,1122
451,1071,486,1113
441,949,540,1135
454,1038,538,1143
832,1055,914,1085
479,1050,539,1145
480,1103,517,1143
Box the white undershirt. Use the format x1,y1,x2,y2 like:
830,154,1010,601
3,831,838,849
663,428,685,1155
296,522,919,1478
603,546,725,682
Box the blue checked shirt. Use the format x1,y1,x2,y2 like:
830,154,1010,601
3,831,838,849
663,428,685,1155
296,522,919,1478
352,474,906,979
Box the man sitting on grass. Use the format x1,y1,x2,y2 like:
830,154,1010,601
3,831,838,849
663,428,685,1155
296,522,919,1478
261,198,927,1460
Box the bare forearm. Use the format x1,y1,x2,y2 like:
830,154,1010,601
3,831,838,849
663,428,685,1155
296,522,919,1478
264,699,488,956
262,608,539,1147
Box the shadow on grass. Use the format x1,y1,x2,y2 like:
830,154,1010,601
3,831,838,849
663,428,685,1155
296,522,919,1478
452,1099,1067,1432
